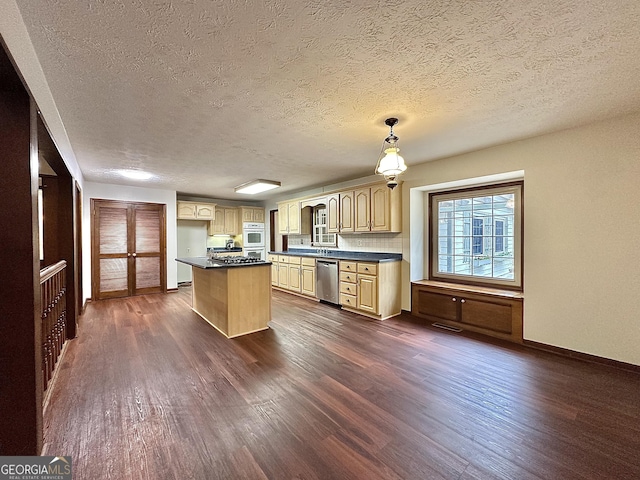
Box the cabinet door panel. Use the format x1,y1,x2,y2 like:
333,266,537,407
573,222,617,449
340,191,355,233
461,298,512,333
357,274,378,314
301,267,316,296
288,265,301,291
253,209,265,223
370,185,390,231
415,290,458,321
354,188,371,232
196,204,214,220
278,263,289,288
288,202,300,234
327,194,340,233
271,263,278,286
177,202,197,219
224,208,238,235
278,203,288,233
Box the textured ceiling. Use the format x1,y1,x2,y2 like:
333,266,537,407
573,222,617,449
9,0,640,199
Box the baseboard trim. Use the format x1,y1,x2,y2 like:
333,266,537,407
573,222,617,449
404,311,639,373
42,341,70,415
523,339,640,374
167,287,179,293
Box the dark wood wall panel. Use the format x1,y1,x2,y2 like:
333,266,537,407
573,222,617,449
0,44,42,454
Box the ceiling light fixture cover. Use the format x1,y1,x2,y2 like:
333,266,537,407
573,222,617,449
234,179,281,194
117,169,154,180
375,117,407,189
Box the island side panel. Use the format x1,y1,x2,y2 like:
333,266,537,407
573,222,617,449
192,266,230,336
227,264,271,338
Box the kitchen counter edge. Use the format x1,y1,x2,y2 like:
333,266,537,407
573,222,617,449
176,257,272,269
268,250,401,263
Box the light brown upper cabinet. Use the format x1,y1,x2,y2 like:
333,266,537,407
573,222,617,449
208,207,239,235
91,199,166,300
177,201,215,220
278,200,310,235
354,184,401,233
327,191,355,234
240,207,265,223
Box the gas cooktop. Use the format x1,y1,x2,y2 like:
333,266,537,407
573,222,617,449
208,255,264,264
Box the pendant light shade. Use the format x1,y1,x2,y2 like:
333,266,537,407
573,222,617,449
375,118,407,189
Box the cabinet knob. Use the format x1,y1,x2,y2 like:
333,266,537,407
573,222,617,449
132,253,137,257
461,299,466,303
452,297,456,301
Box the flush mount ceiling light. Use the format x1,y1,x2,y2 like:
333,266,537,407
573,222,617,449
234,179,281,194
374,117,407,189
117,169,154,181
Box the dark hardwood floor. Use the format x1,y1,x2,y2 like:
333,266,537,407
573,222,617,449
42,287,640,479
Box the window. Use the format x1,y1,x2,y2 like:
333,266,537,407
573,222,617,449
312,206,336,246
430,182,522,289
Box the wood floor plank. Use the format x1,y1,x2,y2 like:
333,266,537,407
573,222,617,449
41,288,640,479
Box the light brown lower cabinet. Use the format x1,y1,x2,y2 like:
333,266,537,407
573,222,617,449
339,260,400,320
411,280,524,343
269,254,400,320
300,258,316,297
269,255,317,298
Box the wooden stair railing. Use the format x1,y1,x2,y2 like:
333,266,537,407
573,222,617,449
40,260,67,392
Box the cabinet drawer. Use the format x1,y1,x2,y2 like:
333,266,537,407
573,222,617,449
288,256,302,265
278,255,290,263
340,282,357,295
267,254,278,262
301,257,316,266
357,262,377,275
340,293,357,308
340,261,357,272
339,271,357,283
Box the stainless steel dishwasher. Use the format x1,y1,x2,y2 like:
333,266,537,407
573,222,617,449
316,258,339,305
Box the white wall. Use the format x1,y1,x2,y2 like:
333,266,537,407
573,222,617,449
82,182,177,301
401,112,640,366
176,220,208,283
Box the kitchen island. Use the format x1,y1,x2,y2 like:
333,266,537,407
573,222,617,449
176,257,272,338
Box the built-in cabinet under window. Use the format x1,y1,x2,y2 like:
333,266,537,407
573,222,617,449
411,280,523,343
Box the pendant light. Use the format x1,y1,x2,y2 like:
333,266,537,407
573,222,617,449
375,117,407,189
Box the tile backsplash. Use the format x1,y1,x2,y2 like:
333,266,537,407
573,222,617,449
287,233,402,253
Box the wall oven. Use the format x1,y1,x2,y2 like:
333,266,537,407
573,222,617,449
243,248,266,261
242,222,265,248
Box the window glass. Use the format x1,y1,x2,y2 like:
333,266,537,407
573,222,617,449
431,183,522,289
312,206,336,246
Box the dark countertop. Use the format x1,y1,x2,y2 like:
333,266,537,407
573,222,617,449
268,249,402,263
176,257,271,269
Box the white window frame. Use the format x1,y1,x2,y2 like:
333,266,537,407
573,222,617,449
430,182,522,290
312,206,337,246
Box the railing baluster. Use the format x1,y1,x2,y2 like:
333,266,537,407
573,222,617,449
39,260,68,394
